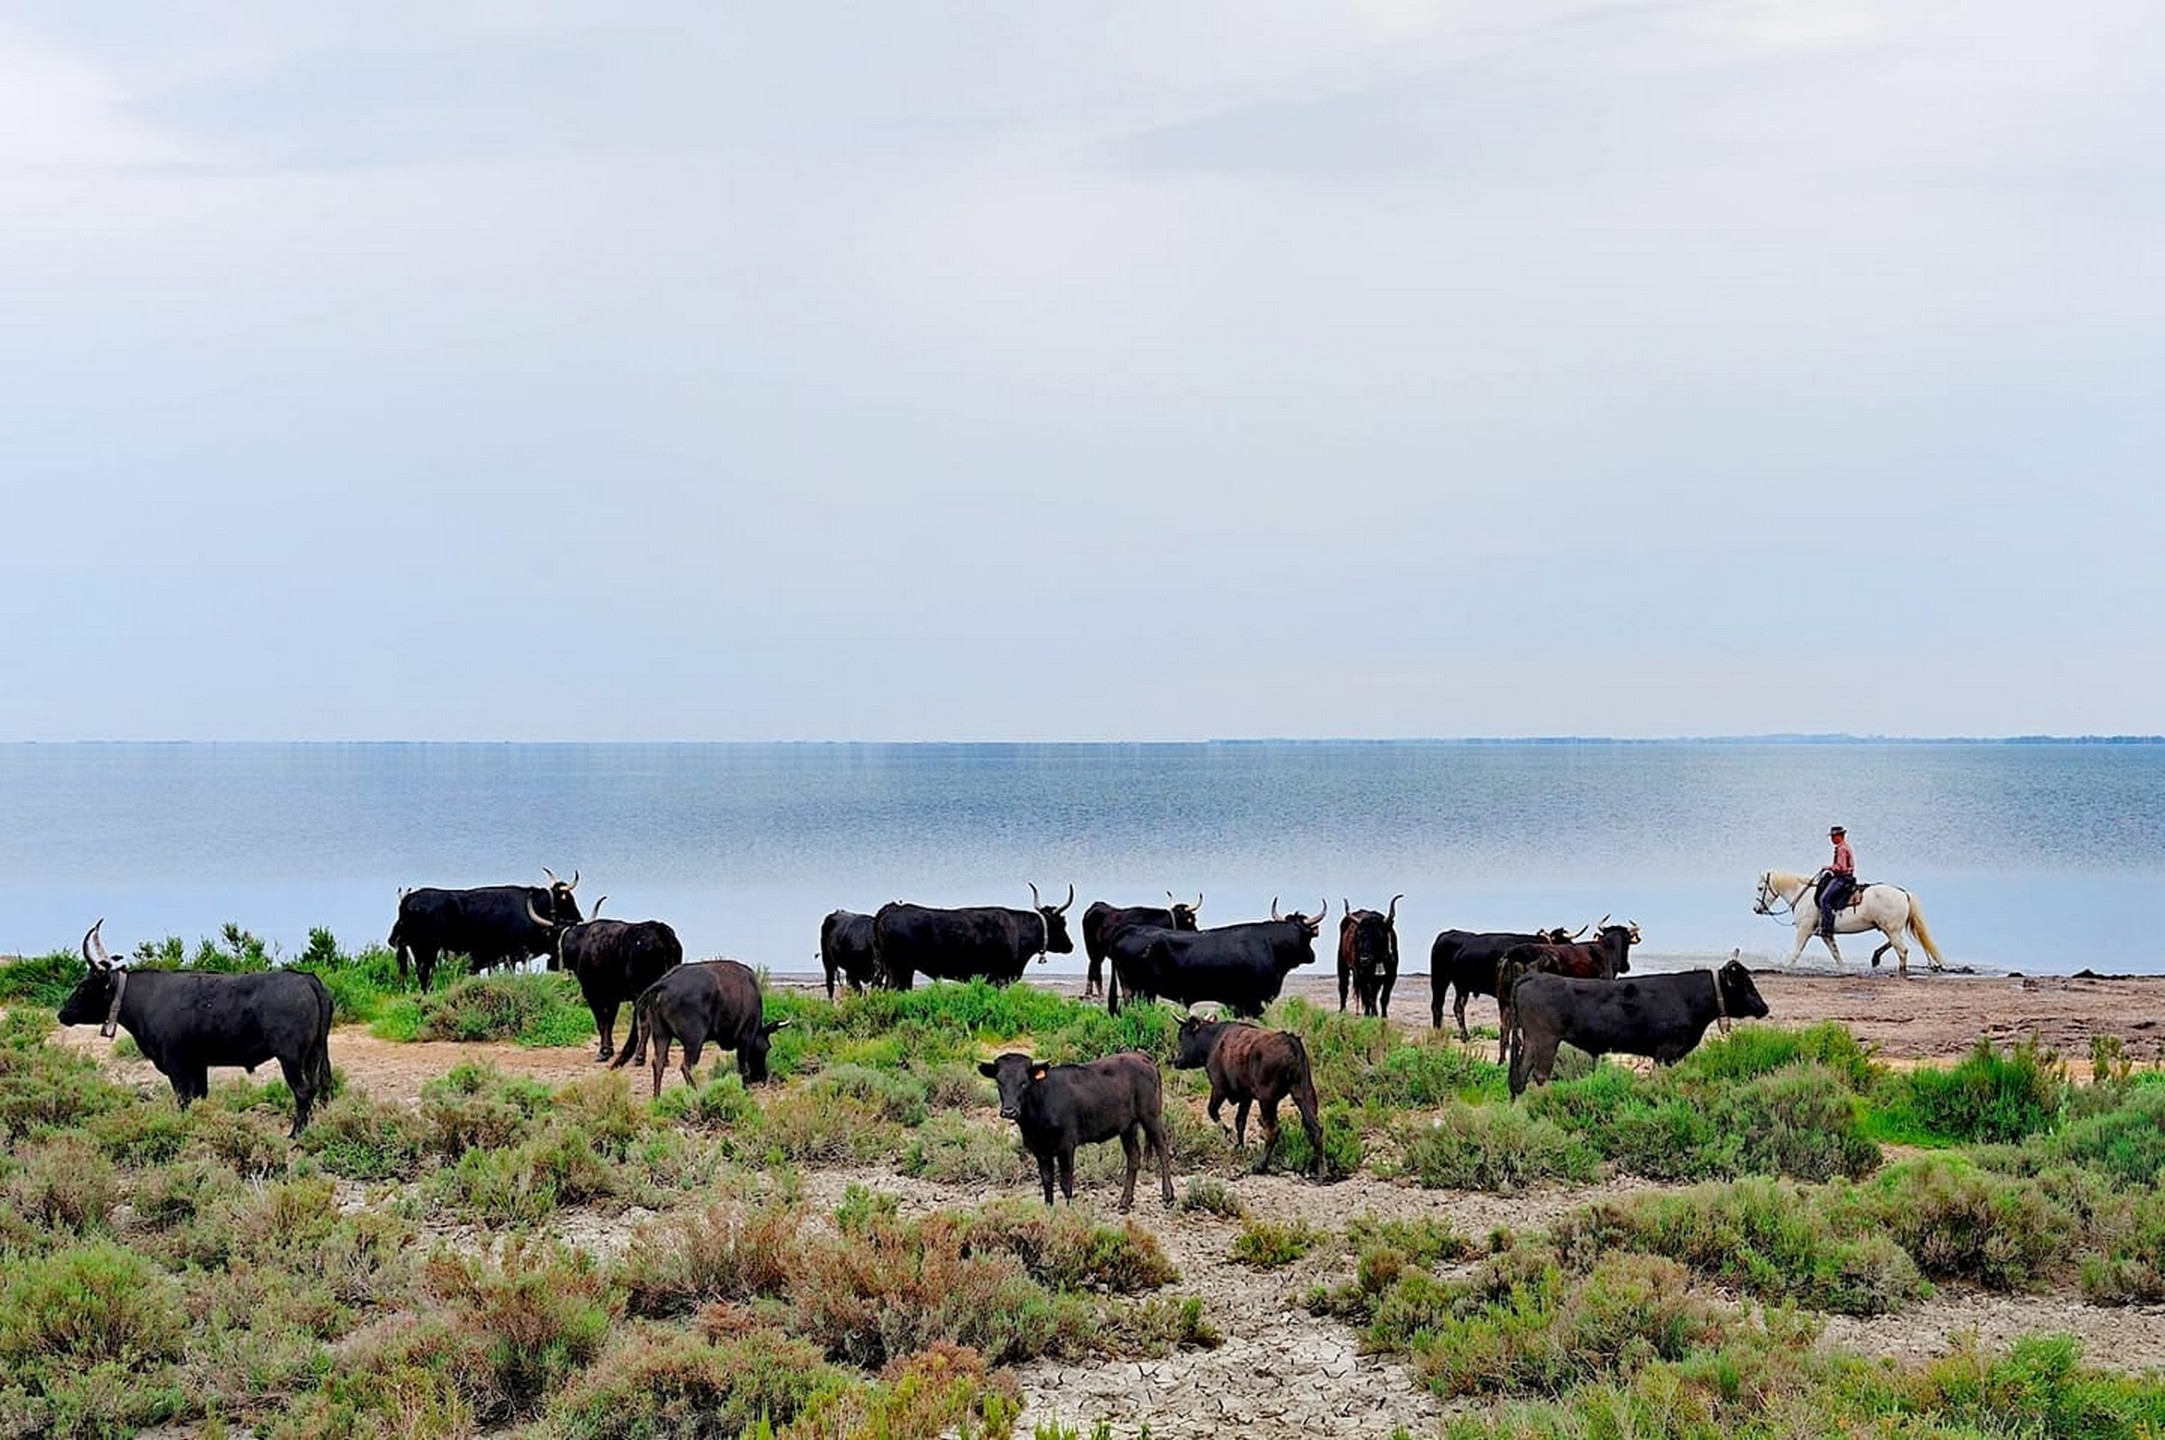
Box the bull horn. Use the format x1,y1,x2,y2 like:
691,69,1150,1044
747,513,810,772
1193,892,1203,913
83,919,112,969
1030,882,1043,910
1593,913,1611,932
1566,924,1588,940
1342,897,1352,919
528,898,553,929
566,870,580,892
592,896,606,918
1314,898,1328,924
543,867,558,885
1270,896,1282,920
1387,893,1402,924
1057,884,1074,916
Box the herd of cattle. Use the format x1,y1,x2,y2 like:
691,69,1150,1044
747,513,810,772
43,872,1772,1207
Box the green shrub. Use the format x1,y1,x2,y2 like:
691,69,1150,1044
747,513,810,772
809,1063,931,1127
1230,1217,1327,1268
899,1113,1028,1185
387,972,591,1046
619,1200,801,1317
1551,1178,1924,1315
2082,1188,2165,1304
1870,1036,2069,1146
1528,1061,1877,1183
654,1069,763,1131
548,1323,848,1439
419,1062,554,1154
4,1136,118,1234
424,1239,616,1421
1346,1213,1472,1269
789,1209,1084,1368
1400,1102,1598,1191
1675,1021,1878,1091
0,1240,187,1371
300,1091,430,1181
1177,1176,1245,1218
1269,1098,1365,1179
964,1199,1179,1292
1866,1155,2078,1290
0,1020,133,1143
0,951,88,1007
2050,1082,2165,1187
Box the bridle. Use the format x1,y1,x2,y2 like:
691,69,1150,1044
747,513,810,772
1752,875,1800,928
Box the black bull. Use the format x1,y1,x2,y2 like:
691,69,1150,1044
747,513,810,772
1105,904,1327,1017
1507,960,1771,1097
535,901,684,1063
872,886,1076,990
1429,925,1576,1040
1337,895,1402,1018
58,921,333,1137
389,871,584,992
1080,896,1200,1000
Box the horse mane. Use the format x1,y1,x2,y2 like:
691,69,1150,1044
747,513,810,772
1764,868,1811,892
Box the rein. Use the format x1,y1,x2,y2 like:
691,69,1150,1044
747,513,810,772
101,970,129,1039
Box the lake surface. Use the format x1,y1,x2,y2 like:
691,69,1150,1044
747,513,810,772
2,742,2160,975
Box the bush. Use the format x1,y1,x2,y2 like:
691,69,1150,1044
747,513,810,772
899,1112,1028,1185
619,1200,800,1317
1400,1103,1599,1191
1866,1155,2079,1290
2050,1082,2165,1187
1270,1099,1365,1179
2082,1188,2165,1305
386,972,592,1047
1551,1178,1925,1315
1871,1036,2069,1146
300,1091,430,1181
0,951,87,1007
548,1323,847,1439
1527,1061,1878,1184
789,1209,1083,1368
0,1240,187,1371
1675,1021,1878,1091
424,1239,616,1421
1230,1217,1327,1268
1177,1177,1245,1219
4,1136,118,1234
963,1199,1180,1292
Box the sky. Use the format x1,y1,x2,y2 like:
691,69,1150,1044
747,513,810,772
3,1,2161,742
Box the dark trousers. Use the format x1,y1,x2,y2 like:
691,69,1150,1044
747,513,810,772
1818,874,1855,937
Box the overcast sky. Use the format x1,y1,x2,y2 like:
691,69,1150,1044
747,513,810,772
4,2,2160,741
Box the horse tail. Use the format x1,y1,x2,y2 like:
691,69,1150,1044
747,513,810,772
1904,893,1948,970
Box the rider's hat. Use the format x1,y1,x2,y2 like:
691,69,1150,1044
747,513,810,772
1829,825,1846,836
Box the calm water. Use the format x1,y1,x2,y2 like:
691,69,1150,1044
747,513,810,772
2,742,2160,975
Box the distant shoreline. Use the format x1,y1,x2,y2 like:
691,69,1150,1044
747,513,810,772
7,735,2163,747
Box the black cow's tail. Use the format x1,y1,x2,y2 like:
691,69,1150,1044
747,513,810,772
310,975,336,1096
1106,950,1123,1016
1504,984,1529,1099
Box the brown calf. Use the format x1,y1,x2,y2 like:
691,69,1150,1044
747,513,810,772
1172,1016,1324,1176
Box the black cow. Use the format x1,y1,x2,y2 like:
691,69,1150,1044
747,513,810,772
1173,1017,1323,1176
613,960,789,1095
1493,923,1640,1063
872,885,1075,990
388,868,585,992
1105,899,1326,1017
57,921,333,1136
1507,958,1770,1097
979,1051,1175,1212
1337,895,1402,1018
531,898,683,1063
818,910,878,999
1429,924,1579,1040
1080,894,1201,1000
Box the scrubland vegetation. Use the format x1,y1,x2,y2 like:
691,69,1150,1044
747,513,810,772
3,928,2164,1437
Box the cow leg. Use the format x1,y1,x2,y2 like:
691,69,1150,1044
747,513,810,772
416,947,438,994
1337,956,1350,1012
1256,1098,1282,1173
680,1036,705,1089
1232,1097,1253,1150
1086,954,1102,999
1381,964,1396,1020
1455,987,1473,1044
594,1001,618,1063
1206,1083,1232,1139
1293,1083,1324,1179
1145,1114,1175,1203
1496,997,1513,1065
277,1053,318,1138
1037,1151,1058,1206
648,1032,671,1099
1057,1148,1077,1204
1118,1129,1141,1212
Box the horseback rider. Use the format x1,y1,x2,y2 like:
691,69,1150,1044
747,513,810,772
1816,825,1856,942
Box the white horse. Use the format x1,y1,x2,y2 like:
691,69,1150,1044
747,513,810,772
1753,869,1948,976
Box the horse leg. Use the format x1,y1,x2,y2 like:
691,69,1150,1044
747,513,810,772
1879,923,1910,978
1785,917,1815,968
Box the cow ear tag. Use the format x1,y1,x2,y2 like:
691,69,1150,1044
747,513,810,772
1030,1065,1048,1082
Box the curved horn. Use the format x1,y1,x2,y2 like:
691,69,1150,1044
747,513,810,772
1315,898,1329,925
528,898,553,929
1593,913,1611,933
566,870,580,892
1029,882,1043,910
1387,893,1402,924
83,919,111,969
1566,925,1588,941
543,867,558,885
1343,897,1352,919
1193,892,1203,914
592,896,606,918
1057,883,1074,916
1271,896,1282,920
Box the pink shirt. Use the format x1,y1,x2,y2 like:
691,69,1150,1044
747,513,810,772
1830,839,1854,875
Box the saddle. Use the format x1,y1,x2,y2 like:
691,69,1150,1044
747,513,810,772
1817,876,1869,910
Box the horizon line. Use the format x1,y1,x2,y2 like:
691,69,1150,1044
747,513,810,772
5,733,2162,747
